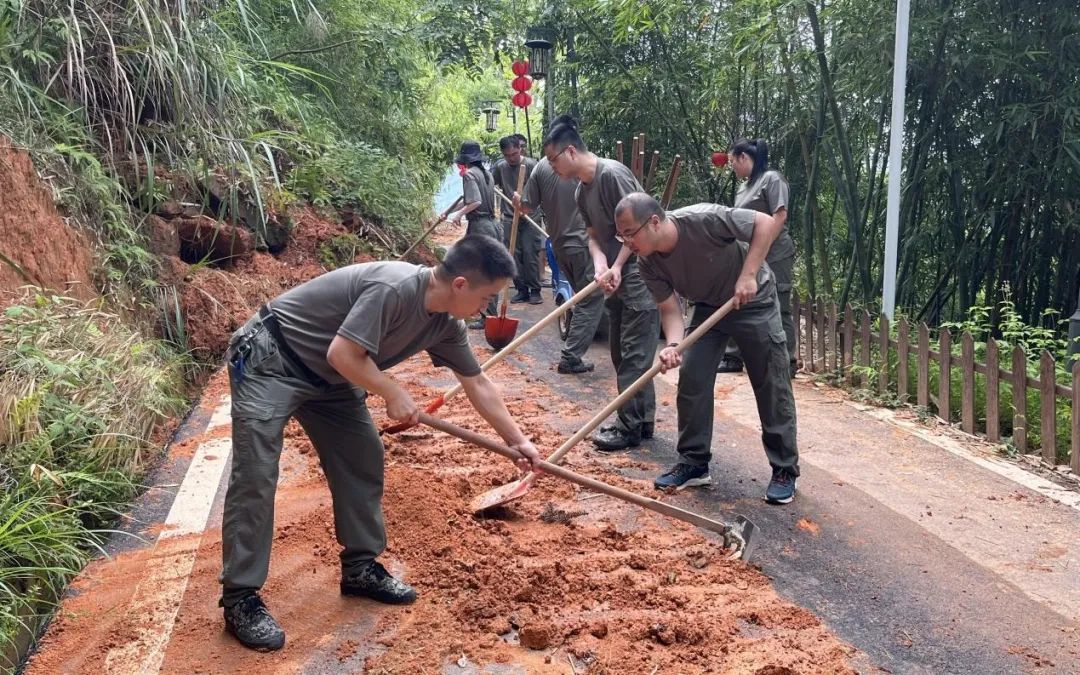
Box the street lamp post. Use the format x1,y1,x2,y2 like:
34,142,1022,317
525,27,556,134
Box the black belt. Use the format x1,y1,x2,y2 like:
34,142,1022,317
258,305,329,386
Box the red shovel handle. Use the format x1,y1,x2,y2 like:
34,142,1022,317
378,395,446,436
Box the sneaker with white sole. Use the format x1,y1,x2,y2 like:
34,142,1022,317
653,463,712,490
765,467,798,504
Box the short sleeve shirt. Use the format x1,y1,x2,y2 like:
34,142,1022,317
521,158,588,249
638,203,775,308
734,170,795,262
462,165,496,218
493,157,538,220
576,158,644,266
268,262,481,384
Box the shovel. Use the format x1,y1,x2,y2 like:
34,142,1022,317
471,297,738,513
494,189,547,240
484,164,527,350
420,412,758,559
396,196,464,261
380,268,614,436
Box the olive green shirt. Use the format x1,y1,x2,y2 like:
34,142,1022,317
462,165,496,218
576,158,644,266
493,156,538,220
268,262,482,384
521,158,588,250
734,170,795,262
639,203,775,309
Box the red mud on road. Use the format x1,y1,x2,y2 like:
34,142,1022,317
27,347,856,675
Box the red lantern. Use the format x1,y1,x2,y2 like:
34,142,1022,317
511,60,530,77
512,92,533,108
512,75,532,92
711,151,729,168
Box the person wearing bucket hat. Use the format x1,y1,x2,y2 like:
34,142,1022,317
448,141,502,329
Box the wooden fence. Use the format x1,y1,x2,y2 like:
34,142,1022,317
792,295,1080,472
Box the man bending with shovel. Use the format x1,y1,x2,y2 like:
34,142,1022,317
614,192,800,503
219,235,542,651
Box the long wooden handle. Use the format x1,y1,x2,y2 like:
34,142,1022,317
397,196,463,260
496,166,528,318
439,269,613,403
420,412,735,537
523,297,736,483
661,155,682,208
494,189,546,238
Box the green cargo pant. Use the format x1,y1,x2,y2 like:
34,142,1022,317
606,261,658,434
554,245,604,367
502,216,543,295
677,294,799,473
725,254,796,367
467,215,503,316
219,313,385,607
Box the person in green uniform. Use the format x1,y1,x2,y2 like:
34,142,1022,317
542,116,657,449
717,138,798,375
514,153,604,374
448,141,502,328
613,192,799,502
219,235,542,652
493,135,542,304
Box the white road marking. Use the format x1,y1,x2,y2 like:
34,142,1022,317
104,397,232,674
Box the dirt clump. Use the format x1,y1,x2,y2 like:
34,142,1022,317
519,621,556,649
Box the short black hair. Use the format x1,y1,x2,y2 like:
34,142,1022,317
615,192,665,225
512,133,528,147
542,114,587,153
499,135,519,151
437,234,516,284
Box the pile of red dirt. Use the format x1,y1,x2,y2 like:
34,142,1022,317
0,138,95,305
25,349,858,674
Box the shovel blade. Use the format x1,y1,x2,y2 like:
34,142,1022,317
727,514,758,560
484,315,519,350
469,475,533,513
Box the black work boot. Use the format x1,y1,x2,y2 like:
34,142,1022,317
222,594,285,652
557,359,595,374
716,355,744,373
341,561,417,604
528,290,544,305
510,290,530,304
592,424,641,452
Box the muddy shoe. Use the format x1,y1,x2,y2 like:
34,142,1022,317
528,290,544,305
341,561,417,604
716,355,744,373
592,424,640,452
467,317,486,330
766,467,798,504
653,463,711,490
510,291,530,304
557,359,595,374
223,594,285,652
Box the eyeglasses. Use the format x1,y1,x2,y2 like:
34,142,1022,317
549,145,571,162
615,219,649,243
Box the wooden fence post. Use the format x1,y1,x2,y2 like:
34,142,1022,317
830,302,840,374
844,304,855,386
615,140,624,164
898,317,910,402
879,313,890,395
1072,361,1079,474
961,332,975,433
860,310,871,389
918,323,930,408
939,328,952,422
1013,345,1028,454
1040,351,1057,464
986,338,1000,442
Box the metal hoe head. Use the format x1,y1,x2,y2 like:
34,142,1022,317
724,515,758,560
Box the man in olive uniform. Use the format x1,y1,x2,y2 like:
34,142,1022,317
493,135,542,304
613,192,799,503
514,154,604,374
220,235,542,651
542,117,657,449
448,141,501,328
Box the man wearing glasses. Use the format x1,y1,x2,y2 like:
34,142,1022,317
612,192,800,504
542,116,657,451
